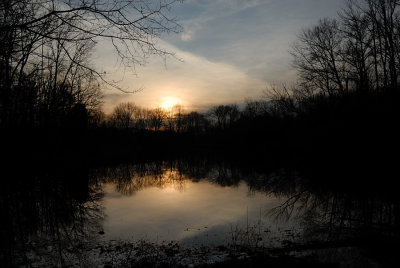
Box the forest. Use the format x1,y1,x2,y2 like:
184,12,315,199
2,1,400,267
1,0,399,166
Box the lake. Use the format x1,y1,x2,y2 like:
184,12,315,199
1,158,398,267
100,172,296,246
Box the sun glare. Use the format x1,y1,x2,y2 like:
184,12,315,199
160,97,178,110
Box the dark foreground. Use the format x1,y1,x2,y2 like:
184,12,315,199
1,90,399,267
14,232,400,267
1,155,399,267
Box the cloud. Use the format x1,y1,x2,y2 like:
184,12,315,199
95,0,348,114
97,41,267,114
177,0,265,43
168,0,347,84
181,29,195,41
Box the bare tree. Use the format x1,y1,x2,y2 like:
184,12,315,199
172,104,185,133
263,84,297,117
133,107,150,130
365,0,400,89
149,107,166,131
1,0,182,71
291,18,347,97
291,0,400,98
242,99,270,118
182,111,208,133
209,104,240,130
0,0,182,126
339,0,373,91
110,102,137,129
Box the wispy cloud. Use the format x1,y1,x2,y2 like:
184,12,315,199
98,41,266,113
178,0,265,42
98,0,347,113
171,0,346,83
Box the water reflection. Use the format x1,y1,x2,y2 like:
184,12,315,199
92,160,400,265
92,161,288,245
0,162,104,267
265,173,400,241
101,180,285,245
1,158,399,267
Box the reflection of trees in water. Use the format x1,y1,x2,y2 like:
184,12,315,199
93,161,188,195
0,163,104,267
304,191,399,240
92,159,400,245
262,172,400,243
2,158,398,266
92,159,248,196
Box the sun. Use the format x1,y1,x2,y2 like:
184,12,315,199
160,97,178,110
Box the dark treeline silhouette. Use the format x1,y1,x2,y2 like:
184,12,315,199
2,0,399,170
0,0,181,128
80,86,398,175
82,1,399,175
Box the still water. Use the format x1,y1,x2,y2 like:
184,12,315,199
2,159,398,267
93,163,300,245
102,179,287,245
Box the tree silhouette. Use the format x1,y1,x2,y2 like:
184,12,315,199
291,18,346,97
110,102,137,129
149,108,166,131
0,0,182,127
291,0,400,97
209,104,240,130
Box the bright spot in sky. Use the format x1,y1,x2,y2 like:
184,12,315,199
160,97,179,110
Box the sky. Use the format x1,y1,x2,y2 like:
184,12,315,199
96,0,346,114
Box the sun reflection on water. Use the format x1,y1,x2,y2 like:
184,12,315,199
98,164,283,245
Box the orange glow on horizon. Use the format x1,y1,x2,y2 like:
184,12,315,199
160,97,179,110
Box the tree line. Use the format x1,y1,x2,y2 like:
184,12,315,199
75,0,400,129
0,0,181,128
100,99,283,134
292,0,400,97
2,0,399,142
